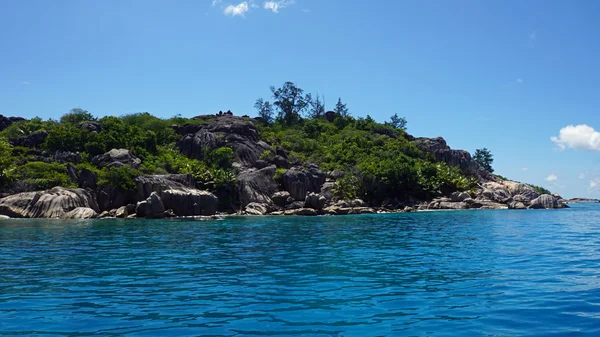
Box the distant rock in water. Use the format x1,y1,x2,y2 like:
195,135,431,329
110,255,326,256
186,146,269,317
92,149,141,168
565,198,600,203
0,187,99,219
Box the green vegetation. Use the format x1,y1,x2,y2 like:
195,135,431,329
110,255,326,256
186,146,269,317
256,82,477,202
0,109,237,196
474,148,494,173
0,81,532,206
531,184,552,195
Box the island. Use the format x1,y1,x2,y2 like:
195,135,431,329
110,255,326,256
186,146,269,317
0,83,568,219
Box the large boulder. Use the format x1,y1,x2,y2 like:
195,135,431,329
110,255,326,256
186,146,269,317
451,191,470,202
178,116,270,167
63,207,98,219
282,167,326,201
77,121,102,133
0,115,26,132
412,136,491,178
508,183,540,202
136,192,165,218
272,191,291,207
78,167,98,190
134,174,196,201
160,189,218,216
305,193,326,210
528,194,568,209
244,202,270,215
92,149,141,168
0,187,99,219
237,165,279,207
9,130,48,148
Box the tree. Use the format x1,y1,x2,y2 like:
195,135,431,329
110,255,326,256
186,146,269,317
473,148,494,173
254,98,274,124
270,82,311,125
387,113,407,130
0,137,13,183
60,108,95,125
308,93,325,119
334,97,349,117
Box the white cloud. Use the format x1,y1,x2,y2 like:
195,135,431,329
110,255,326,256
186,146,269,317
224,2,249,16
551,124,600,151
516,78,524,84
591,180,598,188
546,174,558,182
264,0,294,13
20,81,30,85
579,172,586,179
212,0,221,6
522,167,529,171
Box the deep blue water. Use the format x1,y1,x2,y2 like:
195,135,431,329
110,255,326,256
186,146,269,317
1,204,600,336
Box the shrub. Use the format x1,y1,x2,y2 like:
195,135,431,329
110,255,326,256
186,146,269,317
12,162,76,191
97,166,140,192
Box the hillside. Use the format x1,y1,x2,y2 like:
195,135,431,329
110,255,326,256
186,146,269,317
0,107,568,219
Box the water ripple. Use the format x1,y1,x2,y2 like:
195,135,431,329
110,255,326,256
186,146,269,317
2,204,600,336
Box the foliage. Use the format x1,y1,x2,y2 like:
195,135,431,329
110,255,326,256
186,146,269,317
334,97,350,117
60,108,95,125
254,98,274,124
308,93,325,119
386,113,407,130
474,148,494,173
259,149,273,160
332,171,360,200
531,184,551,195
0,138,14,185
270,81,311,125
274,168,287,184
0,117,57,139
11,162,76,191
97,166,140,192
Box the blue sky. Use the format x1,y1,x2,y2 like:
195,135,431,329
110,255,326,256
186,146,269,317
1,0,600,198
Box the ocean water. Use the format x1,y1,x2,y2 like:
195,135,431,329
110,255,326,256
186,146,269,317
1,204,600,336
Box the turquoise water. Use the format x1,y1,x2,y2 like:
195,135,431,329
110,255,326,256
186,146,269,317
1,205,600,336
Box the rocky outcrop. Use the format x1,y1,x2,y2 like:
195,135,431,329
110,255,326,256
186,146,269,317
282,166,326,201
92,149,141,168
78,168,98,189
304,192,326,210
136,192,165,218
134,174,196,201
272,191,292,208
160,189,218,216
412,136,491,178
284,208,318,216
237,165,279,207
77,121,102,133
63,207,98,219
529,194,568,209
133,175,217,216
0,187,99,218
0,115,26,132
244,202,271,215
451,191,470,202
178,116,271,167
9,130,48,148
